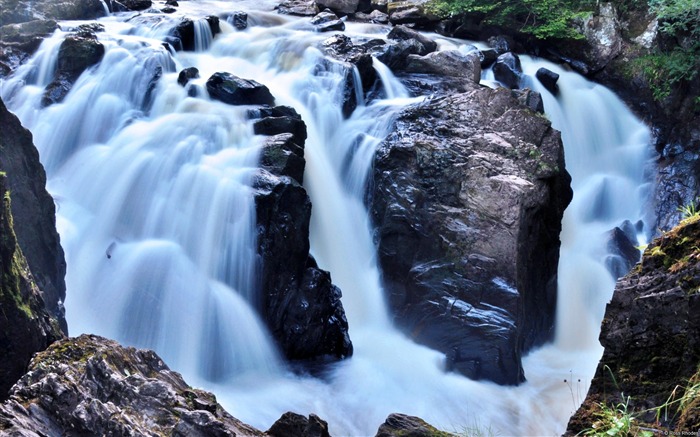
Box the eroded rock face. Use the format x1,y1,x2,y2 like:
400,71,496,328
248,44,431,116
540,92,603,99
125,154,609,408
369,86,572,384
0,335,264,436
0,99,67,335
375,413,447,437
0,0,105,26
251,108,353,363
567,218,700,434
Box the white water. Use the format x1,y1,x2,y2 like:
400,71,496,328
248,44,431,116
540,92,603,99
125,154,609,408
0,4,651,436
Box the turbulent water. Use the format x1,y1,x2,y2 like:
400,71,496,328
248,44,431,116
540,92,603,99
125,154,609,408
1,3,651,435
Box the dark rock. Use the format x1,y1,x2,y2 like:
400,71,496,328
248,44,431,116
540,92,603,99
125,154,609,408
258,133,306,184
387,25,437,55
369,88,572,384
605,226,640,279
229,11,248,30
404,50,481,83
161,6,176,13
354,10,388,23
566,218,700,434
0,335,264,435
120,0,151,11
0,20,58,77
0,0,106,26
0,173,64,402
371,0,387,12
535,67,559,94
41,77,73,106
371,38,425,72
487,35,513,55
267,412,331,437
277,0,319,16
511,88,544,114
375,413,446,437
479,48,498,68
253,116,307,147
0,99,67,335
169,16,221,52
310,11,345,32
177,67,199,86
315,0,360,15
321,33,377,99
165,0,178,5
492,52,522,89
206,72,275,106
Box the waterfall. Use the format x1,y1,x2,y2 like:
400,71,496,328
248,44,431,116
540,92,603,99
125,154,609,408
0,3,652,435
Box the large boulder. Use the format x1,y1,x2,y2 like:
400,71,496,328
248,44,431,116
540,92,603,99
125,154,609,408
0,99,67,335
277,0,319,16
315,0,360,15
386,0,440,25
0,20,58,77
404,50,481,83
320,34,377,113
369,87,572,385
387,25,437,55
206,72,275,106
0,174,64,401
168,16,221,52
375,414,447,437
492,52,522,89
0,0,106,26
310,10,345,32
266,412,331,437
567,218,700,434
0,335,265,435
252,108,353,362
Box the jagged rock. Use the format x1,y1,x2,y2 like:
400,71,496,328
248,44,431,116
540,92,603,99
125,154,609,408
321,34,377,107
386,0,439,25
277,0,319,16
315,0,360,15
177,67,200,86
251,108,352,362
604,225,640,279
511,88,544,114
0,99,67,335
267,412,331,437
404,50,481,83
369,87,572,384
492,52,522,89
229,11,248,30
0,20,58,77
0,0,106,26
206,72,275,106
375,414,447,437
0,335,264,435
120,0,151,11
479,48,498,68
0,174,64,401
42,30,105,105
169,16,221,52
567,218,700,434
387,25,437,55
253,116,307,147
354,10,389,24
487,35,513,55
370,38,425,72
535,67,559,94
310,10,345,32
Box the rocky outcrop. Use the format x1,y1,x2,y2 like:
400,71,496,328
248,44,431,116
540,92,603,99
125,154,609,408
266,412,331,437
369,86,572,384
277,0,319,16
375,414,449,437
0,0,106,26
206,72,276,106
386,0,439,25
0,20,58,77
310,10,345,32
0,335,265,436
567,217,700,434
0,174,64,401
0,99,67,334
251,107,353,363
168,16,221,52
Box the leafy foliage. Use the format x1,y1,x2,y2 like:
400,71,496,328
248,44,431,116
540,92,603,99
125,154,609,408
426,0,596,40
635,48,699,100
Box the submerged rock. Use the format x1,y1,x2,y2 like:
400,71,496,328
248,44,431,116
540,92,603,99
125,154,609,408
0,99,67,336
369,87,572,384
0,335,264,435
206,72,275,106
567,218,700,434
177,66,200,86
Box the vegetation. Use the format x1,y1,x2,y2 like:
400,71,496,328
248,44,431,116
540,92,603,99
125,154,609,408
426,0,596,40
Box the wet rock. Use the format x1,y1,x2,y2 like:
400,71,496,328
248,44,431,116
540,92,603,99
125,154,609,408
169,16,221,52
0,335,264,435
479,47,498,68
371,38,425,71
492,52,522,89
369,88,572,384
315,0,360,15
165,0,178,5
252,108,353,362
371,0,387,12
161,6,176,13
387,25,437,55
487,35,513,55
321,33,377,99
354,10,389,24
0,99,67,336
0,20,58,76
310,10,345,32
277,0,319,16
535,67,559,94
267,412,331,437
386,0,439,25
177,67,199,86
511,88,544,114
229,11,248,30
375,413,445,437
567,218,700,434
0,0,106,26
120,0,151,11
404,50,481,83
605,226,641,279
206,72,275,106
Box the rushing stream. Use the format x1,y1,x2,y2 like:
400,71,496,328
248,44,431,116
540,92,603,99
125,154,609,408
1,2,652,435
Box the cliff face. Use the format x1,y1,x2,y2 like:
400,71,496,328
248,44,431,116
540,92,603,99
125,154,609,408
0,173,64,401
0,99,68,334
567,217,700,434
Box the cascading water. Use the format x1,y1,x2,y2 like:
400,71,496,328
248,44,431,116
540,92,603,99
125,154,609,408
0,4,652,435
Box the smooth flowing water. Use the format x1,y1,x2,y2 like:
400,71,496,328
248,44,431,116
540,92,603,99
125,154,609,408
1,3,651,435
